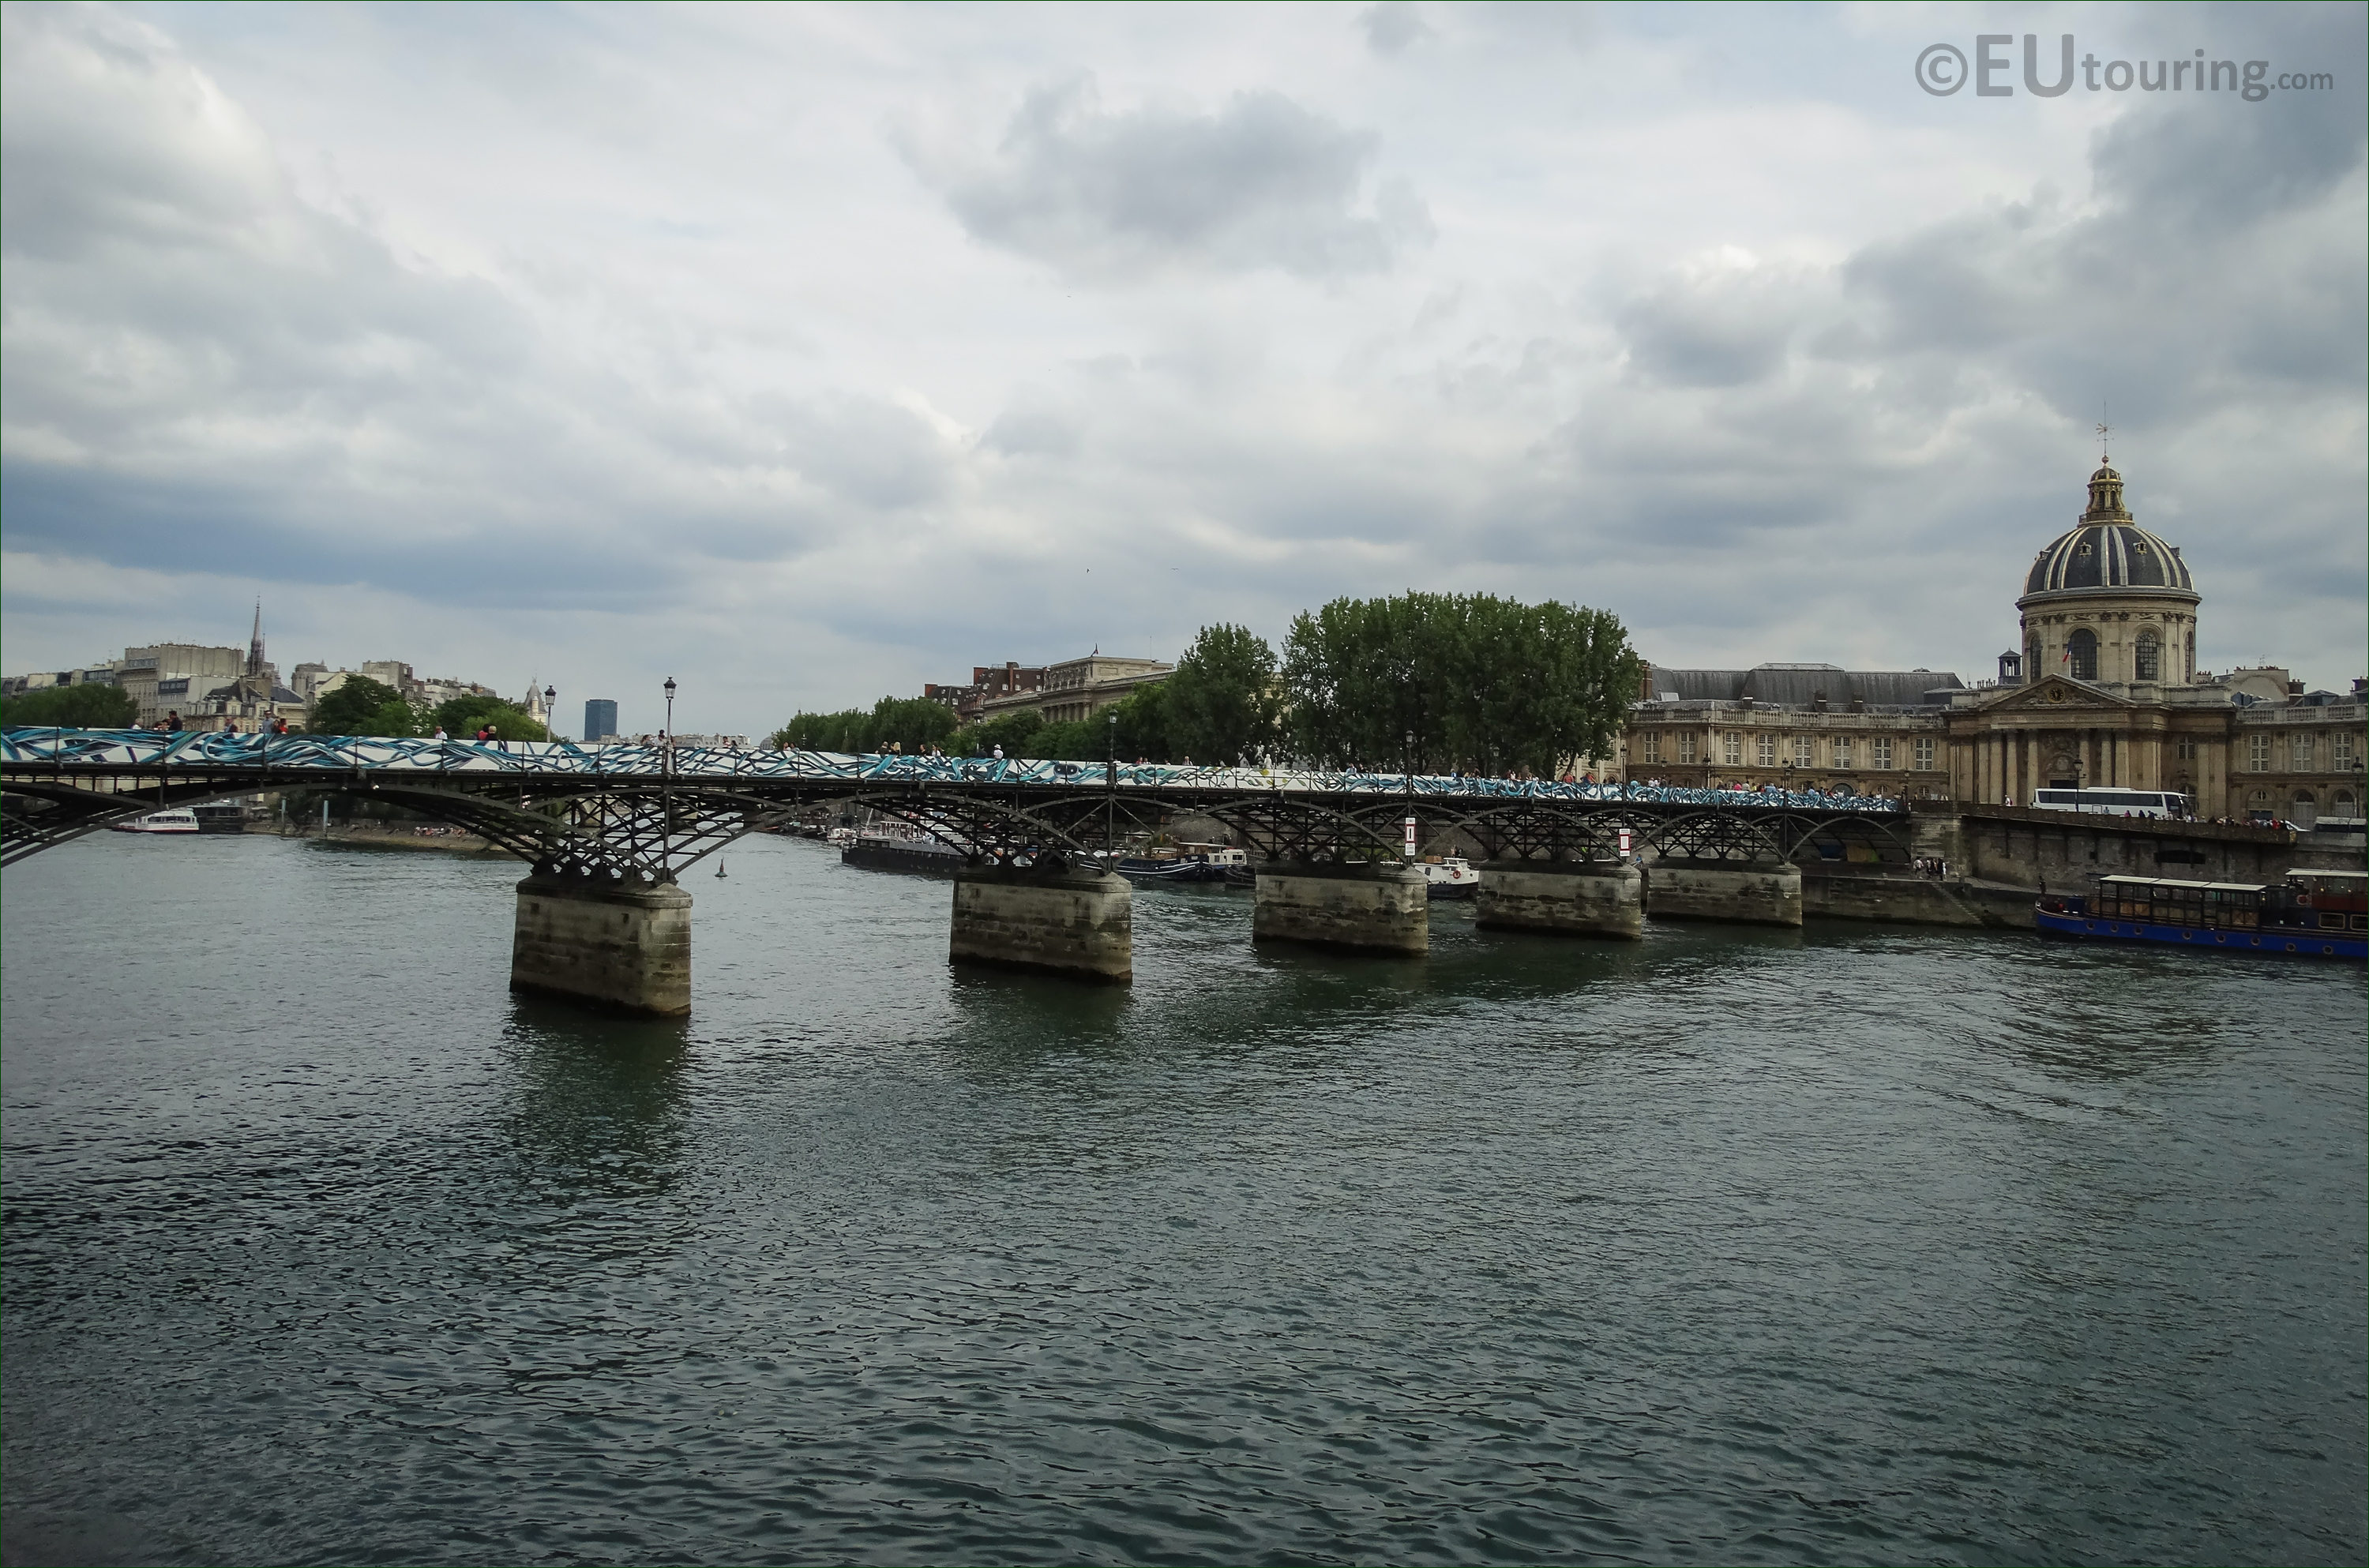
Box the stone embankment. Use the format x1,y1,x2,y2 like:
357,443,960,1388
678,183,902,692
1797,867,2039,929
264,822,520,857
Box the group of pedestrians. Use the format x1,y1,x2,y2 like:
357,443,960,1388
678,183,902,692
144,711,291,737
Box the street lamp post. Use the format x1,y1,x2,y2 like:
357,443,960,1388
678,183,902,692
1106,711,1118,857
1403,728,1415,861
662,677,678,876
545,685,557,744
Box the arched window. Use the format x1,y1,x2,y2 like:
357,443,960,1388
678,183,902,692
2134,632,2160,682
2067,628,2098,681
2334,789,2358,814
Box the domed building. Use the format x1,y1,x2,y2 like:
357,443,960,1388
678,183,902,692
2014,463,2198,687
1944,458,2362,823
1619,456,2364,828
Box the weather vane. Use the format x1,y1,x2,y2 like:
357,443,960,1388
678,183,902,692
2097,403,2111,464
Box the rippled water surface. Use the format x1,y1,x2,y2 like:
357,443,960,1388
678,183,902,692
5,832,2363,1565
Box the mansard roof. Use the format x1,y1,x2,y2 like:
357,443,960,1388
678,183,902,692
1644,662,1965,708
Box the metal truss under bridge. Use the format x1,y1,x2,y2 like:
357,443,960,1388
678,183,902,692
2,728,1919,878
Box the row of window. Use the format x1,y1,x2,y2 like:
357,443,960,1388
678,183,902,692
2034,628,2191,682
1633,732,1938,771
2246,788,2360,811
2245,733,2360,772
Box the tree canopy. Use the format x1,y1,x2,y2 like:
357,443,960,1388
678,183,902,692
305,676,412,737
0,683,138,729
1281,591,1641,776
1162,622,1280,764
770,695,955,754
760,594,1634,772
433,693,549,742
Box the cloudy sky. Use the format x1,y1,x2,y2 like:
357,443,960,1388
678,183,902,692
3,2,2362,734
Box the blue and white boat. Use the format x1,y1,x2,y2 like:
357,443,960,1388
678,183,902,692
2035,869,2365,962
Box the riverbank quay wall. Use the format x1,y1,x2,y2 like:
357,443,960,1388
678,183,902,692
1644,860,1804,926
1798,868,2043,928
1916,804,2312,887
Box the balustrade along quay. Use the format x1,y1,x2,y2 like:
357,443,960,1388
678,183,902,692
9,727,1953,1012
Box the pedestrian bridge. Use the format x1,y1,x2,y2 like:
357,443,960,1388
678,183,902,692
3,727,1923,1012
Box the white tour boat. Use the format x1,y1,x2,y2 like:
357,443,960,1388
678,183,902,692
111,809,201,835
1415,855,1480,900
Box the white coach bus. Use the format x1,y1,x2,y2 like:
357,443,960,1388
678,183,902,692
2029,786,2192,819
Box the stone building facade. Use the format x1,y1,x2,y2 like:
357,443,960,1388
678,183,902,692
1622,460,2366,824
1616,663,1966,800
973,654,1173,726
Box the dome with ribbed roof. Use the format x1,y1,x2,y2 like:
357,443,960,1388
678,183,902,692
2021,463,2195,598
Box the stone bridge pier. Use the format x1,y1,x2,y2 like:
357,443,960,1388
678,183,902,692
950,859,1134,981
1475,858,1643,938
1253,860,1429,955
511,872,695,1015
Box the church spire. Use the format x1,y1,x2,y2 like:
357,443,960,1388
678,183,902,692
246,600,266,678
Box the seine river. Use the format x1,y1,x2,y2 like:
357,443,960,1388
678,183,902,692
3,832,2361,1566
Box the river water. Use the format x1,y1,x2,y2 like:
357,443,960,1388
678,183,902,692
3,831,2361,1566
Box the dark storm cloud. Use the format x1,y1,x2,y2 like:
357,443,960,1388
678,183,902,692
907,77,1432,281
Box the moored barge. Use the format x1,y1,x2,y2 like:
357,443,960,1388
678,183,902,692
2036,869,2365,961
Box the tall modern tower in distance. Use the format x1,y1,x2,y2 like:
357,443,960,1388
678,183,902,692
584,699,618,742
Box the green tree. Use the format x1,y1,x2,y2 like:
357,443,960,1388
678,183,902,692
770,708,868,752
432,692,549,742
1282,591,1640,775
868,696,956,752
1162,623,1279,763
1029,718,1100,760
306,676,411,737
770,695,957,755
948,708,1045,759
0,684,138,729
1107,683,1173,762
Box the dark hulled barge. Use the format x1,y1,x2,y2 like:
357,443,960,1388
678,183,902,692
2036,868,2366,961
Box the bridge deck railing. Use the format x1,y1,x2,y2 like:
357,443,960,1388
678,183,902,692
2,728,1908,814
